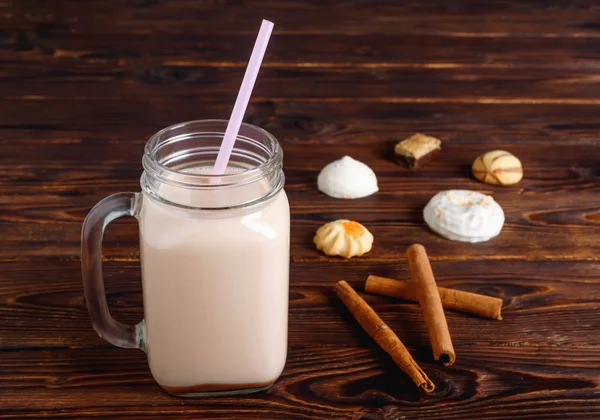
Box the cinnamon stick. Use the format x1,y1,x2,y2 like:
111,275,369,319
365,275,503,320
407,244,456,366
334,281,435,392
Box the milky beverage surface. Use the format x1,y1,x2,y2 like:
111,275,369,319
139,166,290,389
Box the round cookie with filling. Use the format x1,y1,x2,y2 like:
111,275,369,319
314,219,373,258
423,190,505,243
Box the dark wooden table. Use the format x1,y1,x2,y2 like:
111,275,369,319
2,1,600,419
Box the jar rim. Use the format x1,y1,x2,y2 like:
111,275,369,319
140,119,285,211
143,119,282,189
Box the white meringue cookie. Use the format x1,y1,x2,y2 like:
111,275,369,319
423,190,505,243
317,156,378,199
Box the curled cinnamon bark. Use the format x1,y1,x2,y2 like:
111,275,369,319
365,275,503,320
334,280,435,392
407,244,456,366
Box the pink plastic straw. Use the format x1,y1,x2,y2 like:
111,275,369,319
212,19,274,175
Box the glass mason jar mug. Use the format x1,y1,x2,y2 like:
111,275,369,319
81,120,290,397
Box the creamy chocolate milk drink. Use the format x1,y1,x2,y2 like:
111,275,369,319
141,167,289,394
81,120,290,397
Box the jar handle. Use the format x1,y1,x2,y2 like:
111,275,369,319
81,192,145,351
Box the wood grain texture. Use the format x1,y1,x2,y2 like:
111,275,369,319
2,101,600,146
2,345,600,419
6,64,600,102
1,142,598,261
5,32,600,70
2,260,600,418
4,0,600,37
3,260,600,348
1,0,600,418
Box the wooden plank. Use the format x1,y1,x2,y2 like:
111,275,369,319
1,142,598,260
3,32,600,70
2,137,598,167
1,100,600,145
1,260,600,348
1,345,599,418
2,259,600,417
4,65,600,102
3,0,600,37
0,101,599,146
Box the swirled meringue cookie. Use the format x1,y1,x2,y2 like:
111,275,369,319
317,156,378,199
423,190,505,243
